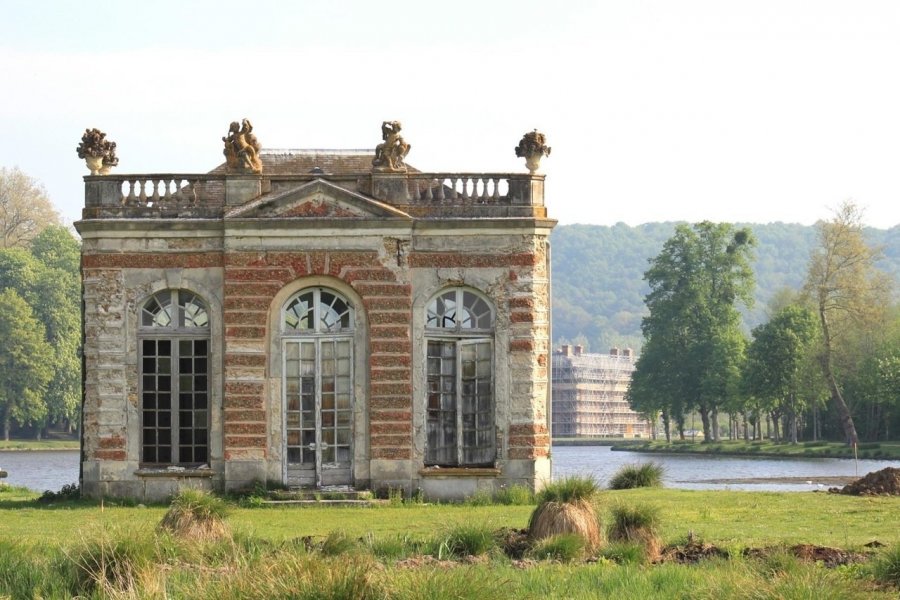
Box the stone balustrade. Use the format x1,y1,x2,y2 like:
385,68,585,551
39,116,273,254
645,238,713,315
83,172,544,218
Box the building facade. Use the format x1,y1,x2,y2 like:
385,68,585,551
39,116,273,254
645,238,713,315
551,345,652,439
76,123,555,501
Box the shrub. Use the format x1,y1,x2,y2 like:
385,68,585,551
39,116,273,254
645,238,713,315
528,533,586,562
872,544,900,587
37,483,80,503
607,503,662,561
158,488,230,541
608,463,664,490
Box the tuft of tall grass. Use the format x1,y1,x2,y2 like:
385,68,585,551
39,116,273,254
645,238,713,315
65,527,159,597
435,523,498,558
872,543,900,587
536,476,599,504
319,530,360,556
608,463,665,490
607,503,662,561
601,541,647,564
159,488,230,541
528,533,586,562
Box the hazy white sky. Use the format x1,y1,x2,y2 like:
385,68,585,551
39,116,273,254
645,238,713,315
2,1,898,228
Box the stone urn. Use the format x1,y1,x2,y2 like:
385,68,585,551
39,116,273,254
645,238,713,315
84,155,104,175
515,129,551,175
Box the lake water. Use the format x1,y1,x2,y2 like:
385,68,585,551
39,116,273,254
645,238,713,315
2,446,897,493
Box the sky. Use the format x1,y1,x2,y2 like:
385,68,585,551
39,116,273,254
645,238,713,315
2,1,899,229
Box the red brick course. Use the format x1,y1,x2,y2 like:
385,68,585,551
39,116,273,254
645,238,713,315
97,436,125,449
224,354,267,367
224,423,266,435
508,339,534,352
94,449,127,461
371,447,411,459
370,434,412,447
224,436,267,449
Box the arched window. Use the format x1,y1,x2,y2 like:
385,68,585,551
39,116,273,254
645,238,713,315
139,290,210,466
424,287,495,467
281,287,355,487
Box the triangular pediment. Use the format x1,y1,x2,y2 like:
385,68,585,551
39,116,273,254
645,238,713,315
225,179,411,220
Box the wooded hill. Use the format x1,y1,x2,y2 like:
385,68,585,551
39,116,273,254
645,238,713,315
551,222,900,352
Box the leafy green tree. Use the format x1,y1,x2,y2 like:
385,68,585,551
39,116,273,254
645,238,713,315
804,202,892,445
744,305,820,443
0,288,53,440
630,222,755,441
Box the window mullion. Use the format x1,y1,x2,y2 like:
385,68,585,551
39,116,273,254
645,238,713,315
172,338,180,465
455,340,463,466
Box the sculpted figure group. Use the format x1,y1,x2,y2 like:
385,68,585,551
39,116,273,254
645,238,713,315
372,120,411,173
223,118,263,174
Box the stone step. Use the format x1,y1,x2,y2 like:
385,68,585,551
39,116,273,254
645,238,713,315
267,487,374,502
261,498,383,507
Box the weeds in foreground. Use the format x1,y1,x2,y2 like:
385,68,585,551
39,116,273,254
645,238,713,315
872,543,900,587
528,533,586,562
438,523,498,558
608,462,665,490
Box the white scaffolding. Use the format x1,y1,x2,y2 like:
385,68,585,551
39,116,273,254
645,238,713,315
551,346,652,439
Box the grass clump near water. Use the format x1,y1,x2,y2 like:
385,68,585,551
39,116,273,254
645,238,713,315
608,462,665,490
438,522,498,558
159,488,230,541
529,476,602,552
607,503,663,562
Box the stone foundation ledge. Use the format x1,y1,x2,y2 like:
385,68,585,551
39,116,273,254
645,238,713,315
134,467,215,478
417,466,501,478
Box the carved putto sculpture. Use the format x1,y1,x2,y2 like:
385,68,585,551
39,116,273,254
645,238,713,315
76,128,119,175
372,120,411,173
515,129,551,174
223,118,263,174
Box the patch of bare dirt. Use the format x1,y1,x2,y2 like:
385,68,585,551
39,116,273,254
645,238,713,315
744,544,867,567
660,540,729,563
829,467,900,496
496,527,530,559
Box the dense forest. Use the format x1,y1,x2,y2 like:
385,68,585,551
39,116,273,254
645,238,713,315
551,222,900,352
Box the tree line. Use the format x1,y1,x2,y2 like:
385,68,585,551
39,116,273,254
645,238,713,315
0,167,80,440
627,202,898,444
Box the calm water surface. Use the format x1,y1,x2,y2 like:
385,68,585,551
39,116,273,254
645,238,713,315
553,445,898,492
1,446,897,493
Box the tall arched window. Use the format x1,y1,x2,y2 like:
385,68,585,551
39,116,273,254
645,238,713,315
425,287,495,466
282,287,355,487
139,289,210,465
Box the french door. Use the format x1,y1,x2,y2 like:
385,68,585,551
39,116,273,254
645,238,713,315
284,337,353,487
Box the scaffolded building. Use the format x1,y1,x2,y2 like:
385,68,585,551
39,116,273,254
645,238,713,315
551,345,652,439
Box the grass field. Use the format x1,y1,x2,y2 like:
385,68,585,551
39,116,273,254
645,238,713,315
0,439,79,451
2,482,899,598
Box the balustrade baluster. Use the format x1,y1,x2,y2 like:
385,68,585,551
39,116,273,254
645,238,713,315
424,180,433,201
138,179,148,204
479,177,488,203
492,177,501,202
126,179,138,204
151,179,161,204
437,178,446,202
449,177,458,200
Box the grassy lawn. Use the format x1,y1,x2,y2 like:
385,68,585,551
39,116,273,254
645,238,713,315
0,439,79,451
607,439,900,460
2,483,899,598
